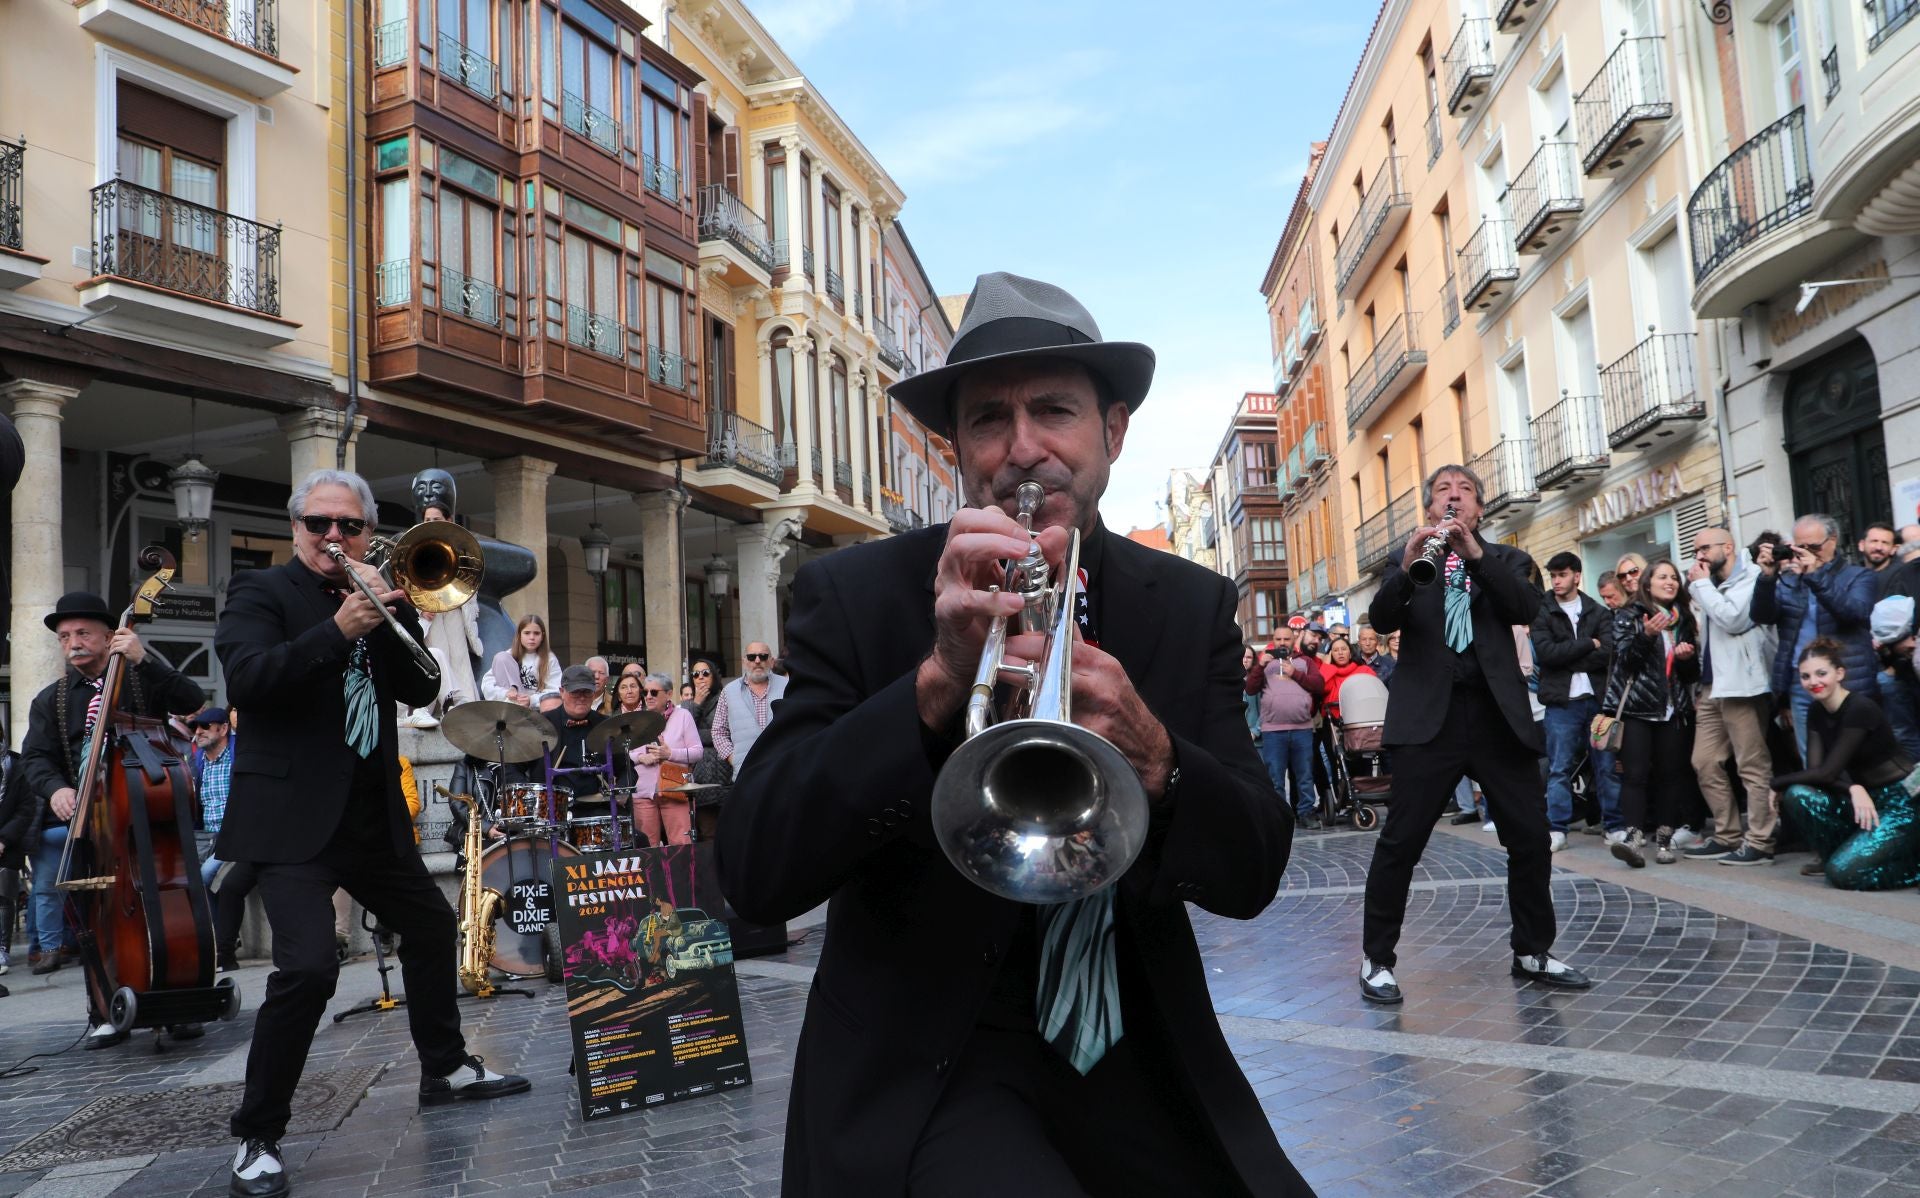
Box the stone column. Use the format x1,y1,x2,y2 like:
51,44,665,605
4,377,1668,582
635,490,686,680
808,161,827,293
734,514,802,655
790,335,817,491
780,135,805,284
485,456,557,623
859,213,878,333
280,407,368,481
816,338,836,482
6,380,77,749
863,363,884,513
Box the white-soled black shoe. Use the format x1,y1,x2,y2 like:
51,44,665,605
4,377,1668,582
1359,959,1403,1005
419,1054,531,1106
229,1138,288,1197
1512,954,1593,990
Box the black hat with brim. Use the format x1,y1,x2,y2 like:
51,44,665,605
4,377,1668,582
889,272,1154,439
44,592,114,632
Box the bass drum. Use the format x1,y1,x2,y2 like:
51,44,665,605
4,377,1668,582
477,835,581,978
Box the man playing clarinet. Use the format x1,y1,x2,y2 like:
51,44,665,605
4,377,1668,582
1359,464,1593,1005
215,469,528,1198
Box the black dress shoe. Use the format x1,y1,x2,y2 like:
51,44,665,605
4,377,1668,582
1449,811,1480,826
229,1137,288,1197
419,1055,532,1106
1511,954,1593,990
1359,961,1403,1005
170,1023,206,1041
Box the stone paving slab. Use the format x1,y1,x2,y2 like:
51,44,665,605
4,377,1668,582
0,831,1916,1196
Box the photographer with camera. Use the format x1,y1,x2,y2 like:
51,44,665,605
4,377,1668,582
1751,515,1880,767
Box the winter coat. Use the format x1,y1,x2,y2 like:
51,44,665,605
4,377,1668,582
1320,661,1377,720
1531,591,1611,706
1750,559,1880,701
1247,655,1323,731
1686,553,1778,699
1602,601,1701,721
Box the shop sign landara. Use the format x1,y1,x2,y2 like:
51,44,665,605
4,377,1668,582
1576,463,1692,536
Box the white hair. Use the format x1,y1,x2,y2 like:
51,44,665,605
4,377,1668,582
645,672,674,693
289,469,379,525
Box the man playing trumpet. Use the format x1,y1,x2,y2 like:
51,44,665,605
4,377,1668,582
1359,465,1593,1005
719,273,1308,1195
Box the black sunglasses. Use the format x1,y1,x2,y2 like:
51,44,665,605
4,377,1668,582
691,669,712,677
644,688,667,697
744,652,770,662
299,514,369,537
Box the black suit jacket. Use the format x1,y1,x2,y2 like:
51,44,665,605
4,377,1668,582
1531,591,1612,706
1369,536,1543,752
717,524,1305,1197
213,559,439,864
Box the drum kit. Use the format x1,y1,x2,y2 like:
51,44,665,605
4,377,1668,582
437,700,720,981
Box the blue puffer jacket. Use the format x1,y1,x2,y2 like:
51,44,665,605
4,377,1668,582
1750,560,1880,701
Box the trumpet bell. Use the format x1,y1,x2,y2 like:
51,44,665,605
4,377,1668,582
931,718,1149,905
374,522,485,613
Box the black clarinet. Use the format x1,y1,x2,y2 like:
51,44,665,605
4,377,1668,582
1408,504,1457,587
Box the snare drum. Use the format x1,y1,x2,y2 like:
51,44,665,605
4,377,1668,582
497,783,568,825
567,814,629,852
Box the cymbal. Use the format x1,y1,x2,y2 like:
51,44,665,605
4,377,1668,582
440,700,555,762
585,709,667,754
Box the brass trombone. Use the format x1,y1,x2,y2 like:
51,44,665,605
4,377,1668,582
325,520,485,681
929,482,1149,905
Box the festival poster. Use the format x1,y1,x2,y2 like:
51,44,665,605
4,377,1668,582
553,843,753,1120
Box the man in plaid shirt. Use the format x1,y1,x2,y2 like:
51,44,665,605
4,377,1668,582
189,708,252,971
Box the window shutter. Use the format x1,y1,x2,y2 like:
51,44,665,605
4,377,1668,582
722,128,741,194
118,82,226,163
690,92,709,192
723,319,737,414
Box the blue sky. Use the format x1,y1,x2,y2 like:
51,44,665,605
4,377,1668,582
748,0,1371,533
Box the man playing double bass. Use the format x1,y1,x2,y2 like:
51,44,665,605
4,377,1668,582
2,592,204,1042
214,469,528,1198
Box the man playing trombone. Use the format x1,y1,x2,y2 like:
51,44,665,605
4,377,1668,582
214,469,527,1198
719,274,1309,1196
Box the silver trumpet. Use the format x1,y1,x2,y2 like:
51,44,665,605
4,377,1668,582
1408,503,1458,587
324,520,485,681
929,481,1149,905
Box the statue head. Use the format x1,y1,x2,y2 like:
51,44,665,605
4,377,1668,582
412,467,457,521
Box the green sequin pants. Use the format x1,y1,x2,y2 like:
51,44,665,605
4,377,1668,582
1779,781,1920,891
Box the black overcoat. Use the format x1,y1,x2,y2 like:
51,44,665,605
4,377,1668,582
717,523,1308,1196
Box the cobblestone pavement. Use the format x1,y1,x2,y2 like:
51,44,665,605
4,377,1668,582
3,829,1920,1197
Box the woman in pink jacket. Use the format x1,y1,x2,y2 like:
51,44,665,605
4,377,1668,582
630,672,702,845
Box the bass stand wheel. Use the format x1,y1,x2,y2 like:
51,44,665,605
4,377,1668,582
109,986,139,1034
542,919,563,984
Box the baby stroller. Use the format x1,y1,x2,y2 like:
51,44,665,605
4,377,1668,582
1323,672,1391,830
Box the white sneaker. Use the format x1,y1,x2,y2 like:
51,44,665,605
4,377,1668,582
1549,831,1568,853
1605,829,1628,845
1671,826,1702,849
403,709,441,729
1481,820,1496,832
0,948,10,975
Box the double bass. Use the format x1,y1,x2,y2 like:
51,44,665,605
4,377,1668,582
56,547,239,1035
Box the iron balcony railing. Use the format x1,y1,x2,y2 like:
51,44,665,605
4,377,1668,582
1468,439,1539,515
1458,218,1518,309
697,185,776,274
649,347,686,389
1869,0,1920,51
442,266,500,326
853,291,863,321
374,18,407,67
564,303,620,357
875,318,905,370
437,32,497,100
811,446,823,479
1531,392,1610,486
562,90,619,153
642,153,678,201
1822,45,1841,101
148,0,280,56
1440,273,1461,338
769,238,789,271
1575,37,1672,175
1334,156,1408,296
375,258,409,306
1600,331,1702,448
1357,490,1419,575
1687,107,1811,285
1495,0,1541,30
1345,311,1424,430
701,409,783,484
883,493,919,533
1506,140,1583,249
1443,18,1496,114
825,268,844,305
1425,105,1444,167
91,179,281,316
802,245,815,280
1,139,22,252
833,458,852,488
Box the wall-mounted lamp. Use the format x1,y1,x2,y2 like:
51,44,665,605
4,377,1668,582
1795,275,1920,315
582,482,611,577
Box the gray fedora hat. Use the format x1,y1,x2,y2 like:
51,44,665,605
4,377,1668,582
889,272,1154,437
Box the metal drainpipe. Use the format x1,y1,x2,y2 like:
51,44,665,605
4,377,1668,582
337,0,361,469
1670,0,1741,541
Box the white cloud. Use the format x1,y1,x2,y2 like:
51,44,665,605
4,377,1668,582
1099,359,1268,535
751,0,861,54
875,49,1113,185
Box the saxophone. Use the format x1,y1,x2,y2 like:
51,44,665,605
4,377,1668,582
441,785,502,998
